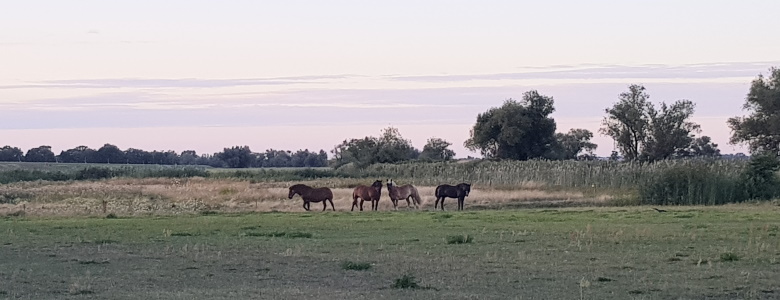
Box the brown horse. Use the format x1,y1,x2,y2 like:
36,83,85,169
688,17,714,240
434,183,471,211
288,184,335,211
351,180,383,211
386,179,421,210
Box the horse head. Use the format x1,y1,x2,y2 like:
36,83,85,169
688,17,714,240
458,183,471,197
288,184,304,199
386,178,394,188
372,180,383,191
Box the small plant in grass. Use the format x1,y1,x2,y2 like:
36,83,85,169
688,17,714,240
446,234,473,244
285,231,313,238
392,274,421,289
105,213,118,219
200,210,219,216
243,231,313,238
340,261,372,271
720,252,740,262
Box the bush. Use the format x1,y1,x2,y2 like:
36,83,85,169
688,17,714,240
446,234,473,244
340,261,372,271
76,167,120,180
738,154,780,201
392,274,421,289
720,252,740,262
639,164,743,205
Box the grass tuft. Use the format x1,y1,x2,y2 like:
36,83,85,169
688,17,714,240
170,232,194,237
392,274,421,289
446,234,473,244
720,252,740,262
200,210,220,216
596,277,613,282
105,213,118,219
340,261,372,271
243,231,312,238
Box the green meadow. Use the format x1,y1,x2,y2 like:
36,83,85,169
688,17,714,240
2,206,779,299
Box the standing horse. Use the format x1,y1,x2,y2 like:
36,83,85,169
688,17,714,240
351,180,383,211
288,184,335,211
434,183,471,211
386,179,421,210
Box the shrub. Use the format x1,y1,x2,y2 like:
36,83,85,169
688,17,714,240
738,154,780,201
446,234,473,244
639,164,743,205
392,274,421,289
720,252,740,262
340,261,372,271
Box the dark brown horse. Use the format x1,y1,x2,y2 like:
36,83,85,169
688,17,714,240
386,179,421,210
288,184,335,211
434,183,471,211
351,180,383,211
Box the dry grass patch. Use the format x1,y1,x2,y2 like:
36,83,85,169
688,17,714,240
0,178,615,216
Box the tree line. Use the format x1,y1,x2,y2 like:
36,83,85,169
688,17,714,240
0,144,329,168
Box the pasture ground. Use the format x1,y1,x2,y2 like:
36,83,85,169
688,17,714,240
2,205,780,299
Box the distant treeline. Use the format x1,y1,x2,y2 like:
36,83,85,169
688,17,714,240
0,144,328,168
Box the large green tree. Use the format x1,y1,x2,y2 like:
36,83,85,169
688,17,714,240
0,146,24,162
678,136,721,157
96,143,125,164
465,91,557,160
549,129,598,160
419,137,456,161
58,146,98,163
600,85,652,161
217,146,255,168
641,100,700,161
728,67,780,154
601,84,702,161
24,145,56,162
331,127,418,166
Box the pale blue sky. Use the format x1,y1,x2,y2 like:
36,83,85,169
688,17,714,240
2,1,779,157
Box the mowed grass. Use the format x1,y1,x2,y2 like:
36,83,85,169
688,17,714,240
2,206,780,299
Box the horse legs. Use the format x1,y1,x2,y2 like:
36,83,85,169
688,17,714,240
351,196,358,211
458,197,464,210
303,201,309,211
328,198,335,211
434,197,439,209
360,199,364,211
322,201,327,211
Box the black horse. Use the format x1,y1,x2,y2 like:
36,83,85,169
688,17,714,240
434,183,471,211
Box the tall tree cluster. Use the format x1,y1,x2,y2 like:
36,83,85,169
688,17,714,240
464,91,597,160
728,67,780,155
600,84,717,161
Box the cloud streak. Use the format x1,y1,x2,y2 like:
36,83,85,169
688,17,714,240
388,61,779,82
0,75,355,90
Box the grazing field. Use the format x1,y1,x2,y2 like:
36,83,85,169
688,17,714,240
2,206,780,299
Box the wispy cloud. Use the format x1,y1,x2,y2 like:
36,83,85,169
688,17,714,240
388,61,779,82
0,75,356,90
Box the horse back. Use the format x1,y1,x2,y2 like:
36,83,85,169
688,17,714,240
314,187,333,199
435,184,463,198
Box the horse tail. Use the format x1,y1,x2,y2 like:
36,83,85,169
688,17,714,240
434,185,441,197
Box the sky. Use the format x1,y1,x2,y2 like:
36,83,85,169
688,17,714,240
2,1,780,158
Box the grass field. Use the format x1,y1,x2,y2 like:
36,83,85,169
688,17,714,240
2,206,780,299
